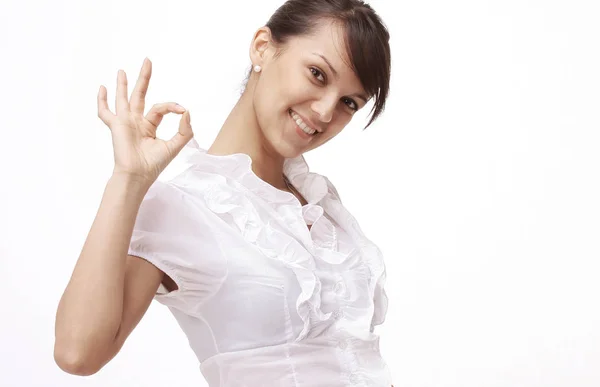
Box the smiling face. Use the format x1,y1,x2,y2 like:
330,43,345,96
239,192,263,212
249,20,370,158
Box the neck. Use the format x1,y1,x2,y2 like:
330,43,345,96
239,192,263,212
207,82,287,191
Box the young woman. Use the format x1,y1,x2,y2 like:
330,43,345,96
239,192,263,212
55,0,393,385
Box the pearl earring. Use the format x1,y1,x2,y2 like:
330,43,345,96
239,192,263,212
254,65,262,73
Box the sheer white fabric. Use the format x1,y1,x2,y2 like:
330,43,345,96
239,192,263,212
128,138,391,386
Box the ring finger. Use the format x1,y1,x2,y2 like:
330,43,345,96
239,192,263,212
115,70,130,115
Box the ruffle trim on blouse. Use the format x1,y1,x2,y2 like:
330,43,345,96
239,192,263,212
319,188,389,333
175,138,388,340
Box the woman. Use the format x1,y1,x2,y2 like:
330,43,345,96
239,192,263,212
54,0,393,385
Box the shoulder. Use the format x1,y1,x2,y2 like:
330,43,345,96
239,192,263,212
135,178,215,235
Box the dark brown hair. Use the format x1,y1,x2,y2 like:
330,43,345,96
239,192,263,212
244,0,391,129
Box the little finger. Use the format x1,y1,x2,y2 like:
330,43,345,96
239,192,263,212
97,85,115,127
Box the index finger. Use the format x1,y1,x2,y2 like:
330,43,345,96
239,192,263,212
130,57,152,114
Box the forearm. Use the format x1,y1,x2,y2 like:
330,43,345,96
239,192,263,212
54,174,150,357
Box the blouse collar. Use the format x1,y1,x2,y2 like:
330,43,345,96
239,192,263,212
183,138,329,206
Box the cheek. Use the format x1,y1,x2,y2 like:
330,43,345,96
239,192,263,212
254,81,283,124
285,69,317,103
258,77,297,115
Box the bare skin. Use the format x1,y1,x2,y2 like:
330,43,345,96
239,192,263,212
208,21,370,193
54,58,193,375
54,18,377,378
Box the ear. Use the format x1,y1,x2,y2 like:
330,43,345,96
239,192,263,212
249,26,273,68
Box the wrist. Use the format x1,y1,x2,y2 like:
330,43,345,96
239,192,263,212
108,172,153,196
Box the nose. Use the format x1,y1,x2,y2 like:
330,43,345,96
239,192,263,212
310,93,337,124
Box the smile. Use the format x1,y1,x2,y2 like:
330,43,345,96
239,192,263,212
289,109,317,136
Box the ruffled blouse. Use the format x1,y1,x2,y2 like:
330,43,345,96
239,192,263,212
128,138,392,386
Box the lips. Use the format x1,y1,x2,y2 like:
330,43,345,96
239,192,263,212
288,111,314,140
289,109,319,136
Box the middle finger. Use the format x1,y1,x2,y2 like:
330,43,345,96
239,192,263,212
130,57,152,114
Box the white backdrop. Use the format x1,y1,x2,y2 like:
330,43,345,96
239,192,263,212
1,0,599,386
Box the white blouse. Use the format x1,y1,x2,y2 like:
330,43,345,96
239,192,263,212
128,138,392,387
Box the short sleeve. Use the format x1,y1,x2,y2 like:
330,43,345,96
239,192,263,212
370,252,389,332
370,270,389,332
128,180,227,313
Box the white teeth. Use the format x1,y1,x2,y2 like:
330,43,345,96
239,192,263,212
290,111,316,135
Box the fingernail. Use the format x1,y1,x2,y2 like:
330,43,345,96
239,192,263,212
175,104,186,112
185,111,191,124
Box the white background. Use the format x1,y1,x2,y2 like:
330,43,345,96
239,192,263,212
1,0,599,386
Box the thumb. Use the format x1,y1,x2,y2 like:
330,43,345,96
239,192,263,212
166,110,194,156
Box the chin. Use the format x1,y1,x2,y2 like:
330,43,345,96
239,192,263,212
276,141,305,159
263,109,321,159
261,125,302,160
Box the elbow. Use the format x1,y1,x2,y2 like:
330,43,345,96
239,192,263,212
53,343,104,376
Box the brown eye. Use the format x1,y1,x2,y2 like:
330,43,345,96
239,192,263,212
343,97,358,111
310,67,325,83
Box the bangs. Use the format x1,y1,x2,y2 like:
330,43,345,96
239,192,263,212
341,14,391,129
258,0,392,129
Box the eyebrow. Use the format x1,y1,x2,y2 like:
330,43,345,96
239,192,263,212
312,52,369,104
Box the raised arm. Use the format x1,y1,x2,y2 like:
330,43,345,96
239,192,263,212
54,58,193,375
